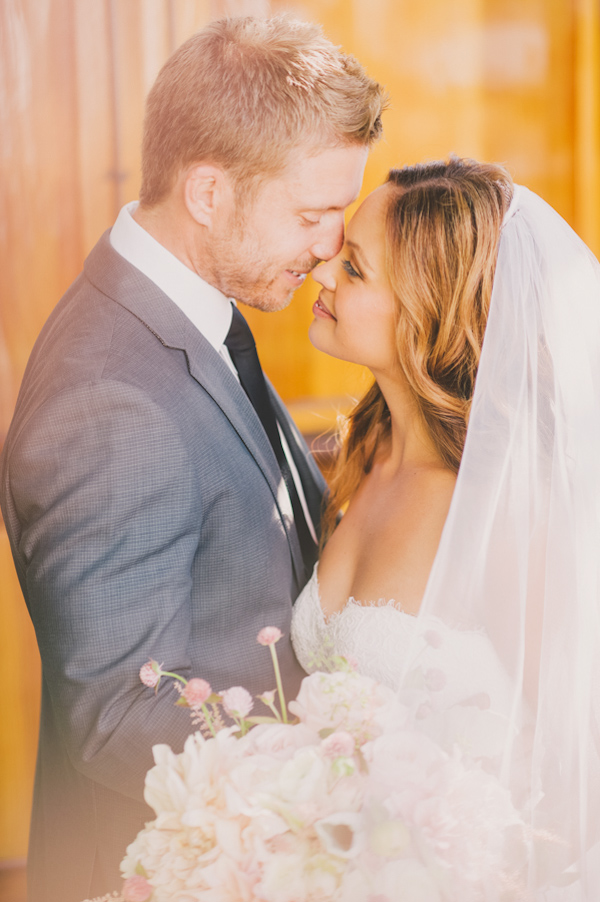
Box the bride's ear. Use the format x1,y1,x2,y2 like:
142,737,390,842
184,164,233,229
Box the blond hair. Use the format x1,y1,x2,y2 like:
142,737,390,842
322,157,513,543
139,15,386,205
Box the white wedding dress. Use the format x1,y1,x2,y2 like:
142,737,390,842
287,185,600,896
291,563,513,719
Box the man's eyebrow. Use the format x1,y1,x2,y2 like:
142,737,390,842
345,239,374,275
301,205,346,213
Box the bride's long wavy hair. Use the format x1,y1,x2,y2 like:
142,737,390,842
321,157,513,544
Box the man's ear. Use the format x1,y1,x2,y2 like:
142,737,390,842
184,164,233,228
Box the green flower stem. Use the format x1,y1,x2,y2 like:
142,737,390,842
238,717,251,737
269,645,288,724
264,700,282,722
160,670,188,685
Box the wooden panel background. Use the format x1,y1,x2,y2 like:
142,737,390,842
1,0,599,862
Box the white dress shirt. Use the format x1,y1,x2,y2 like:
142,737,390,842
110,202,316,542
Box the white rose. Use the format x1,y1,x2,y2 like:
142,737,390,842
278,747,328,802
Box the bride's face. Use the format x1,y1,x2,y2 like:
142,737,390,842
309,185,399,375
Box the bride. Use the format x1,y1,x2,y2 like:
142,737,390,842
291,156,600,897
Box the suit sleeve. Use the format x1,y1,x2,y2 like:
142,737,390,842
6,379,203,801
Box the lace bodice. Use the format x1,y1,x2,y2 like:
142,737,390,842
291,564,513,715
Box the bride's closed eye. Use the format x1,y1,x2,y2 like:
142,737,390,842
341,258,362,279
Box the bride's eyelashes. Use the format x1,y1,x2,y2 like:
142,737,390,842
341,258,362,279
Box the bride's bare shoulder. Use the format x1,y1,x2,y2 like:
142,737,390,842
409,464,457,507
385,463,456,545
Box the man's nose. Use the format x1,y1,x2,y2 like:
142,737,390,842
310,215,345,262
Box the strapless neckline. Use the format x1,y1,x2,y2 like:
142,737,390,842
290,562,423,691
316,575,417,625
290,562,514,717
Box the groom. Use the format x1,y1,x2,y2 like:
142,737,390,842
0,14,385,902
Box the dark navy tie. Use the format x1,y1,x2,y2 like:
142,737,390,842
225,306,317,580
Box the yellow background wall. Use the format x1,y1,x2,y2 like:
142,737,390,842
1,0,599,862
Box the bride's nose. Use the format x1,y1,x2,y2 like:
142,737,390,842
312,258,337,291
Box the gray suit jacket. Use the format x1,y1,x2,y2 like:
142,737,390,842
0,232,326,902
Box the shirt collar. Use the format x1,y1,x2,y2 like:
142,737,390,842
109,201,233,350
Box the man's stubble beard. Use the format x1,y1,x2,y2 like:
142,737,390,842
206,211,319,312
215,263,296,313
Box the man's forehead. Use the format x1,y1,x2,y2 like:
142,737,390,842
274,143,368,205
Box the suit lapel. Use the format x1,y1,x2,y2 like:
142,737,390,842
84,233,304,580
268,382,327,543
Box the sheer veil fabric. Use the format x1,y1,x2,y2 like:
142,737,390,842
398,186,600,897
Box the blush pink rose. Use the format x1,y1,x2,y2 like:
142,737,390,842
122,875,153,901
321,731,355,759
257,627,283,646
182,678,212,706
289,670,396,737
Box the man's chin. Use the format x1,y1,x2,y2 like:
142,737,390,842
237,287,296,314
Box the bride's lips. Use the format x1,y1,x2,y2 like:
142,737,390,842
313,294,337,321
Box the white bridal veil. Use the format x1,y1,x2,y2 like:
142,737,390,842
400,186,600,899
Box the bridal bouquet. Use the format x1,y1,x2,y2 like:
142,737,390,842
86,629,523,902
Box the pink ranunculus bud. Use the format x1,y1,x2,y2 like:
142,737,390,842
221,686,254,718
259,690,276,705
139,660,162,688
182,678,212,706
257,626,283,646
122,874,153,901
321,731,356,759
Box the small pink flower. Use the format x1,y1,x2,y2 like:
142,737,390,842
182,678,212,706
259,690,276,705
139,660,162,689
321,731,355,759
424,629,443,649
122,875,153,902
221,686,254,718
424,668,446,692
257,626,283,646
